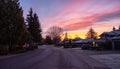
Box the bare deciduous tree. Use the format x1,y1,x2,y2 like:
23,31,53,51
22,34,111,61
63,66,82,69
47,26,63,45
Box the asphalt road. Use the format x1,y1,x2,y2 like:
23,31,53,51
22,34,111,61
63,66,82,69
0,45,109,69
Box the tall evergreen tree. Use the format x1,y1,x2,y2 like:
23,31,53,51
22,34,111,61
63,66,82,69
33,13,42,42
26,8,42,44
45,35,53,44
0,0,28,46
0,0,8,44
86,28,98,39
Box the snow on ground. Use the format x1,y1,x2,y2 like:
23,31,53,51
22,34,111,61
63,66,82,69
90,54,120,69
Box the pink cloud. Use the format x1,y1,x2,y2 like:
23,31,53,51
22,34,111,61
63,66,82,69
64,22,92,31
60,8,120,31
40,0,120,33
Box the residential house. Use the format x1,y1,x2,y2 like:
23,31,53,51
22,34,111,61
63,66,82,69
97,26,120,50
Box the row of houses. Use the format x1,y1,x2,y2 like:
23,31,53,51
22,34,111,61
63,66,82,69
62,26,120,50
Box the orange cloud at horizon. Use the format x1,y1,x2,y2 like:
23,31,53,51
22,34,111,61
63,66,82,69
62,22,120,39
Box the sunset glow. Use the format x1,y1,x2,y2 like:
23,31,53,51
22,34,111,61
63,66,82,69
20,0,120,39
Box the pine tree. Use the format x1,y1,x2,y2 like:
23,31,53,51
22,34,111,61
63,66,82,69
26,8,42,44
45,35,53,44
33,13,42,43
26,8,34,43
0,0,8,44
0,0,28,47
86,28,98,39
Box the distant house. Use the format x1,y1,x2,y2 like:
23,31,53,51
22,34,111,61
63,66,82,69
97,26,120,50
72,37,82,43
100,27,120,39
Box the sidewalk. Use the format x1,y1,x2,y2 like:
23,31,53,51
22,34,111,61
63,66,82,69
90,54,120,69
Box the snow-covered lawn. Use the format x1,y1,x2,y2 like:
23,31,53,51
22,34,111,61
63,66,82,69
90,54,120,69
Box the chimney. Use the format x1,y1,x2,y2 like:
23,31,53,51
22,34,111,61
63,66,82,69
113,26,116,31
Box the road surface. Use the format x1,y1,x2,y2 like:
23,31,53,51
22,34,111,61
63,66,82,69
0,45,109,69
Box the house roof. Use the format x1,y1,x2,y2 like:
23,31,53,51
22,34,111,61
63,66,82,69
95,39,106,43
100,30,120,36
72,37,82,41
113,30,120,35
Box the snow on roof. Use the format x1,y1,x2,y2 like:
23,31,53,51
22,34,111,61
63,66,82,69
72,38,94,43
113,30,120,35
95,39,106,43
73,40,83,43
72,37,82,41
106,32,116,35
101,30,120,36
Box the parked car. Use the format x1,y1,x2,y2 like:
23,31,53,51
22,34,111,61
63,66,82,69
81,44,91,50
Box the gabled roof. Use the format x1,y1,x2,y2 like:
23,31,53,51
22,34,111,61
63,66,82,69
100,32,115,36
100,30,120,36
113,30,120,35
106,32,116,35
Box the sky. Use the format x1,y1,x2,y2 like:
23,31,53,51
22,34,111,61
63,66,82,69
20,0,120,39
